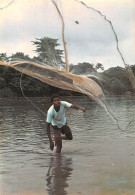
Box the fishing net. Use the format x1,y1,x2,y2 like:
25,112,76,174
0,60,103,99
0,0,134,130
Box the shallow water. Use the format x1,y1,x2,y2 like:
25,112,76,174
0,96,135,195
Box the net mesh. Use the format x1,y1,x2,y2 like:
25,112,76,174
0,0,134,130
0,60,104,100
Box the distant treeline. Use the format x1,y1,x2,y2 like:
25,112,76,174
0,37,135,97
0,59,135,98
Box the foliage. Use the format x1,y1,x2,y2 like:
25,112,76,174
0,34,134,97
101,67,131,94
10,52,31,61
131,65,135,75
0,76,6,88
69,62,97,74
109,78,126,94
95,63,104,71
32,37,64,68
0,87,18,98
0,53,8,61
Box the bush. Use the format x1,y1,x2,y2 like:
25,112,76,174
110,78,126,94
0,77,6,88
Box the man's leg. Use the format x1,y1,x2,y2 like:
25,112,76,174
61,124,73,140
53,127,62,153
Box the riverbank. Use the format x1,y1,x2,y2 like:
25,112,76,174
0,65,134,98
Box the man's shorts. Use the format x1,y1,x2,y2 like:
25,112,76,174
52,124,73,140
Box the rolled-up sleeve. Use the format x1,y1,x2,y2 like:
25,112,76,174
61,101,72,108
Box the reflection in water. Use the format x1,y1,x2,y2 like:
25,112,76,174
0,97,135,194
46,154,73,195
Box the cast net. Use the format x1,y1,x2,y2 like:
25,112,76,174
0,0,134,130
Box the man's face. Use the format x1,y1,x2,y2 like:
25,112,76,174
53,97,61,107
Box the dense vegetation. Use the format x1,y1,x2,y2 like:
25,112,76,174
0,37,134,98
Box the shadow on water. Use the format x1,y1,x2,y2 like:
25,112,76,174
46,154,73,195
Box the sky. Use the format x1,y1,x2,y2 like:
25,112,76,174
0,0,135,69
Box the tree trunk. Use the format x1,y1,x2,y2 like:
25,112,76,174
126,65,135,92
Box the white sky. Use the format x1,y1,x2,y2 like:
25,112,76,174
0,0,135,69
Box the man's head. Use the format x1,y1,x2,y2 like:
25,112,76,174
51,94,61,106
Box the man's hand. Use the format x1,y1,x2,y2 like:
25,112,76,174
46,123,54,151
81,106,91,112
79,107,85,112
50,141,54,151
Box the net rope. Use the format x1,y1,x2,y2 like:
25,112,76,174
0,0,15,11
0,0,134,131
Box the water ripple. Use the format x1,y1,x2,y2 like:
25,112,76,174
0,96,135,194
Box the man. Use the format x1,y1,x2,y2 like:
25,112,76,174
46,94,86,153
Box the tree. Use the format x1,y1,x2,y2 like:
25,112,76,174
0,53,8,61
95,63,104,71
32,37,64,68
70,62,97,75
10,52,31,61
126,65,135,92
101,66,132,94
0,53,9,75
131,65,135,75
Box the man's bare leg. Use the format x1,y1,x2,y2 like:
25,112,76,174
53,130,62,153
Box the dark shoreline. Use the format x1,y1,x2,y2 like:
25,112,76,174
0,65,134,98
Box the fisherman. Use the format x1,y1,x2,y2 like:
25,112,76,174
46,94,86,153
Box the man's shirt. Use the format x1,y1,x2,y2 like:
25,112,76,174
46,101,72,128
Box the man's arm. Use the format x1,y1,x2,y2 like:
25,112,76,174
46,122,54,151
70,104,86,112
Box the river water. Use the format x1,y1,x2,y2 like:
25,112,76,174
0,96,135,195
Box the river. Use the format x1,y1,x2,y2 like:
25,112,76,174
0,96,135,195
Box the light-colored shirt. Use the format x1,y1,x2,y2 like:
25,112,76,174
46,101,72,128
